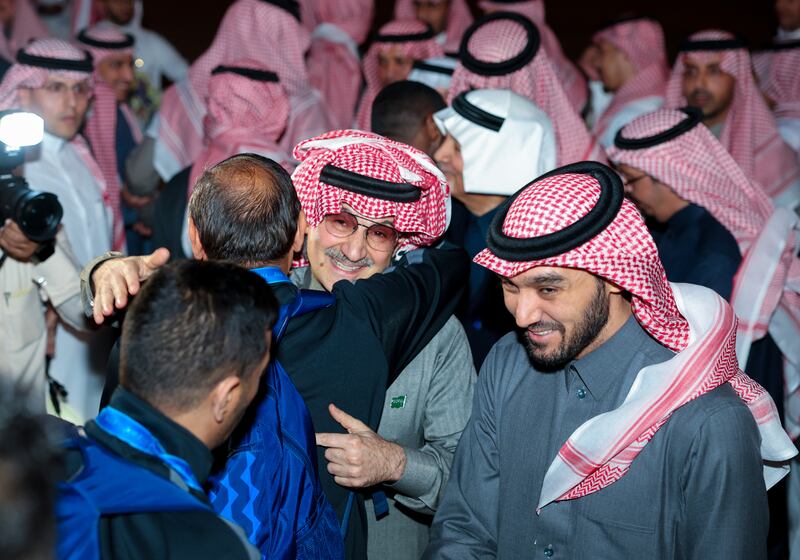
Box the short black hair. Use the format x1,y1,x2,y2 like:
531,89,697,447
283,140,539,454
371,80,446,144
0,384,61,560
120,260,279,412
189,153,300,267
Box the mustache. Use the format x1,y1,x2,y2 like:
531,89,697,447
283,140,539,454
526,321,565,334
688,88,712,101
324,246,374,268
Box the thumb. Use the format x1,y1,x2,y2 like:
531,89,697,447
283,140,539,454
140,247,170,275
328,403,370,434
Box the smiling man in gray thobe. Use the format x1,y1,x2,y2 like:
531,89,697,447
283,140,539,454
425,162,797,559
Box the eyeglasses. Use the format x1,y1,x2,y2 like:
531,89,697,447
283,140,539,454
40,81,92,98
323,212,399,253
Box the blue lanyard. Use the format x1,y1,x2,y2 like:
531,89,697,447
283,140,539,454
249,266,291,286
94,406,203,493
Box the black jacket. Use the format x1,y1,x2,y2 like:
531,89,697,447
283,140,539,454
63,388,258,560
98,244,468,560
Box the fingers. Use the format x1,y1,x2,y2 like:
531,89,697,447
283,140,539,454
92,259,141,323
315,432,353,449
328,403,370,434
141,247,170,276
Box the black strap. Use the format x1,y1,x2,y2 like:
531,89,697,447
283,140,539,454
375,26,436,44
451,91,504,132
211,65,279,82
613,107,703,150
319,165,421,203
257,0,300,21
459,12,540,77
412,60,454,76
77,29,135,49
679,36,747,52
486,162,624,262
16,49,93,72
763,39,800,51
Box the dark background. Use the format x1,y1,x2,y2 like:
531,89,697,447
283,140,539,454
142,0,780,64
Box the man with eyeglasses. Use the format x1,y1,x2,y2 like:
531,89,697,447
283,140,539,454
291,130,476,560
0,38,113,421
82,145,469,559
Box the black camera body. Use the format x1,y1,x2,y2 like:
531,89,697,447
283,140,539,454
0,111,62,243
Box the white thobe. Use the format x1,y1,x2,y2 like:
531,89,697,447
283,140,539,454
24,132,113,421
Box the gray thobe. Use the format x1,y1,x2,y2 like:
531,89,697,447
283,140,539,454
425,316,769,559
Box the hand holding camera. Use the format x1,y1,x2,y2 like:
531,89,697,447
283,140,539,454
0,218,39,261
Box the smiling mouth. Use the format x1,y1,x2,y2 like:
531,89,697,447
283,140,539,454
527,328,559,343
329,257,366,275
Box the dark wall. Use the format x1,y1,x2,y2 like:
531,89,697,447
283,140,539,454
143,0,778,65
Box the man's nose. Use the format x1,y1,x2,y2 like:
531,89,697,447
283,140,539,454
513,292,545,329
340,229,369,262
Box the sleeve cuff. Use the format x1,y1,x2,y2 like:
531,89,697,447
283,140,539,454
79,251,124,317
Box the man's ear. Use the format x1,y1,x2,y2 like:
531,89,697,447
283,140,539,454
292,210,307,254
209,375,242,424
187,216,207,261
425,114,442,145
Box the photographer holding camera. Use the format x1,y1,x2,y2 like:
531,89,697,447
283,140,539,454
0,38,113,419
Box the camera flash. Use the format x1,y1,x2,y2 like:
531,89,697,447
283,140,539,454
0,112,45,150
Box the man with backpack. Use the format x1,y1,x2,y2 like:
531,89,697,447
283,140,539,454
83,152,468,559
58,259,277,560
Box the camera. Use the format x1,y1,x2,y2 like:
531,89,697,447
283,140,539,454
0,111,62,243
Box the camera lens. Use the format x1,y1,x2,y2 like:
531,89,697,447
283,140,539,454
0,179,63,242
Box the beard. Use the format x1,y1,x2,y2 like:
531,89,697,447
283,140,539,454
523,280,610,372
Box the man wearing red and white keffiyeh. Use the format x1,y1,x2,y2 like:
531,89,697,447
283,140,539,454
665,30,800,209
753,39,800,153
153,0,331,183
0,0,49,64
608,108,800,424
78,25,144,255
0,38,113,421
354,20,444,131
449,12,604,166
479,0,587,113
291,129,474,560
304,0,373,130
590,16,668,148
425,161,797,559
151,61,292,262
394,0,473,54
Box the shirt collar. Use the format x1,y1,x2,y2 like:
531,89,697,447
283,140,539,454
566,314,656,399
41,131,67,154
98,387,213,485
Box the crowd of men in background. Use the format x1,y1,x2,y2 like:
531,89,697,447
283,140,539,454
0,0,799,559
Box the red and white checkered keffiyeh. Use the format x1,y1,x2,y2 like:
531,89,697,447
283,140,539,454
0,0,50,62
473,166,796,508
354,20,444,131
394,0,473,53
292,130,450,254
753,45,800,121
305,0,373,129
449,14,603,165
608,108,800,436
156,0,330,181
665,30,800,207
0,39,112,243
478,1,587,112
81,26,142,253
188,61,291,196
591,18,669,140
